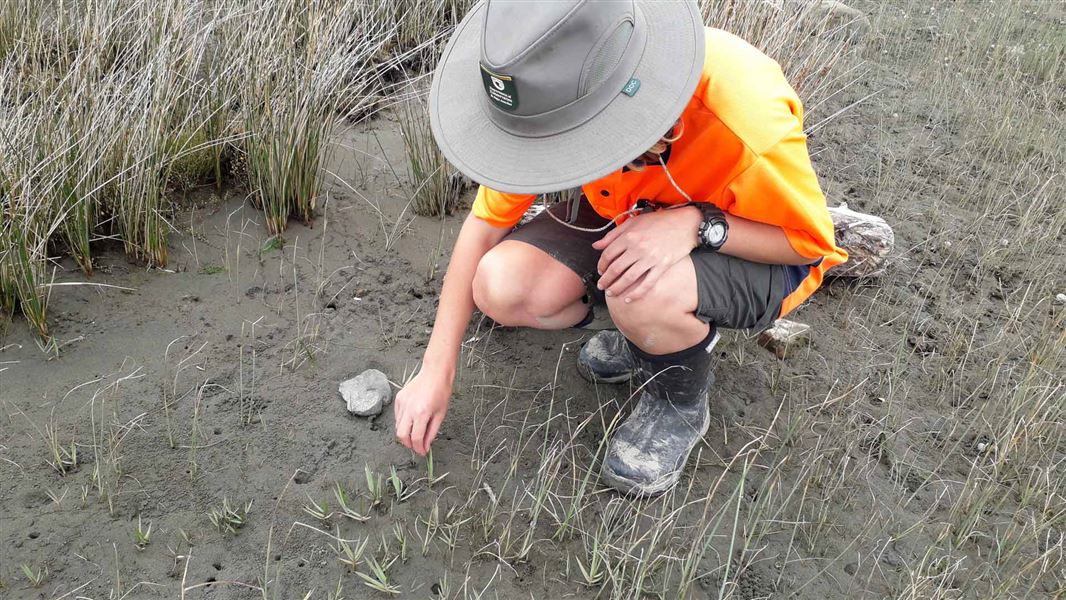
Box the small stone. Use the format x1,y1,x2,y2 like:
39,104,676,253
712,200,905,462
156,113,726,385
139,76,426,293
757,319,812,359
339,369,392,417
1055,293,1066,305
880,547,904,568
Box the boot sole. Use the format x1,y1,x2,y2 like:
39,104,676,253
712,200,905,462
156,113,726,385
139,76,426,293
601,407,711,497
576,363,633,385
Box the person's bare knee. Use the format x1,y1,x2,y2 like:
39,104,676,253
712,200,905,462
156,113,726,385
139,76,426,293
606,260,704,353
607,292,670,350
472,248,528,326
472,242,586,327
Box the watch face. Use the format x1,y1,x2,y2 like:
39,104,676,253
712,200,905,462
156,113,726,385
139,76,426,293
706,222,727,245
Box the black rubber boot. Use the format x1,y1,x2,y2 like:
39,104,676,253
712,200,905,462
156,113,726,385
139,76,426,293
601,328,720,496
577,330,636,383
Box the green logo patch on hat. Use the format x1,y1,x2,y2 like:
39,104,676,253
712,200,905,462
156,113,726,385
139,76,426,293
480,64,519,112
622,77,641,97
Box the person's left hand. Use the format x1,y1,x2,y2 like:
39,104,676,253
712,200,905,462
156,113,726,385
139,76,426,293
592,207,700,302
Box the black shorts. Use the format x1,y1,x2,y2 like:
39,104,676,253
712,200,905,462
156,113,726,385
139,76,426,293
505,196,794,332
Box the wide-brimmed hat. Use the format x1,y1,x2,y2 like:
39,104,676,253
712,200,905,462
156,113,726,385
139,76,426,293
429,0,706,195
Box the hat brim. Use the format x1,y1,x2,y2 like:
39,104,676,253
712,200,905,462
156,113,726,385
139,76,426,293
429,1,706,195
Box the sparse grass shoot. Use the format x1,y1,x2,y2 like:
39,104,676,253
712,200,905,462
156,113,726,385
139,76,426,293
208,497,251,535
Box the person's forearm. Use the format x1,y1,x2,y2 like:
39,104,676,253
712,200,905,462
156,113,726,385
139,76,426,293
676,206,817,265
421,213,509,378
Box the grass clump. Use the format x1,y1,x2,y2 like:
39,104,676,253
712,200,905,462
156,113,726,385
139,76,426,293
132,516,152,550
238,0,390,234
20,563,47,588
398,95,467,217
208,497,252,535
0,0,468,339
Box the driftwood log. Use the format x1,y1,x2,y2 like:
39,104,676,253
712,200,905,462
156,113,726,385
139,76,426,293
827,203,894,278
757,319,812,359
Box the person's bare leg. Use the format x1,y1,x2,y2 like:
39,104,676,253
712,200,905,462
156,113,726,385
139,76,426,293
605,257,709,354
579,257,710,383
599,257,717,496
471,240,589,330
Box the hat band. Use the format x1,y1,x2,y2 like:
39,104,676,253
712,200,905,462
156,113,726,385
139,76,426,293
483,8,649,139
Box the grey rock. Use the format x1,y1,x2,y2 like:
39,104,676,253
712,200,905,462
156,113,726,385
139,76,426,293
1054,293,1066,305
340,369,392,417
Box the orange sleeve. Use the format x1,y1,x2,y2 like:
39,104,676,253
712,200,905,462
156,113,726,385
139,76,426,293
723,128,838,260
471,185,537,229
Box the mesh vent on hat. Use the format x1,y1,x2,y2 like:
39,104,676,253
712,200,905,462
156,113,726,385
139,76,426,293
579,21,635,97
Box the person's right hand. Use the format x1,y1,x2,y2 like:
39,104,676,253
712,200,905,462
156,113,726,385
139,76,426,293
394,367,452,456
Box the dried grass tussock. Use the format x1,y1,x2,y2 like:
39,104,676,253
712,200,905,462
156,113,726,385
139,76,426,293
0,0,470,342
0,1,1064,599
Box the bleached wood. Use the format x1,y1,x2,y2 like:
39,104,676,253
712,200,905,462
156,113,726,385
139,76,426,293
828,203,894,278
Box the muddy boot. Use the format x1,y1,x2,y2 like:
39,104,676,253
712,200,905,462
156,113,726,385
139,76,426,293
577,330,636,383
601,328,720,496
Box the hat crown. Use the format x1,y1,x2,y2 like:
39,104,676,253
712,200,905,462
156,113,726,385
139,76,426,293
479,0,640,118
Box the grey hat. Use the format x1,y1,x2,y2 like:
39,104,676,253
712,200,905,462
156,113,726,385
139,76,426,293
429,0,706,195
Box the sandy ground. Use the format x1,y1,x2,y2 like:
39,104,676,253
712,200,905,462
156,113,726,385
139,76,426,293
2,6,1064,599
0,112,852,599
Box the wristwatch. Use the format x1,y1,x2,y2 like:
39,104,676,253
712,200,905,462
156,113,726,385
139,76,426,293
694,203,729,251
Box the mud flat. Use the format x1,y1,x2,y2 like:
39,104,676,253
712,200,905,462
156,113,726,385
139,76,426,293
3,3,1065,598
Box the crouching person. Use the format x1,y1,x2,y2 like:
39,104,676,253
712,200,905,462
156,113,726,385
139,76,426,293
393,0,846,495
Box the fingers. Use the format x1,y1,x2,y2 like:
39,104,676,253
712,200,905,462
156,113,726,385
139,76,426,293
395,411,414,452
596,234,628,275
410,416,428,456
606,261,651,299
592,218,629,250
425,414,444,454
622,266,661,302
597,249,639,291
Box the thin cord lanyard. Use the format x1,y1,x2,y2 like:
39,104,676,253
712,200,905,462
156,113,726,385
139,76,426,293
543,153,695,233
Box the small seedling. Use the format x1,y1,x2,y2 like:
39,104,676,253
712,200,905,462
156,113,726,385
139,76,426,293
335,535,369,572
419,502,440,557
326,576,345,600
334,482,370,522
388,466,417,503
433,573,450,599
365,464,385,508
45,488,66,506
261,237,284,253
355,554,399,596
392,522,409,563
46,430,77,475
208,497,251,535
133,516,152,550
302,494,332,524
425,449,449,487
574,536,606,587
165,543,187,578
21,564,46,588
198,264,225,275
438,522,462,555
436,505,469,557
